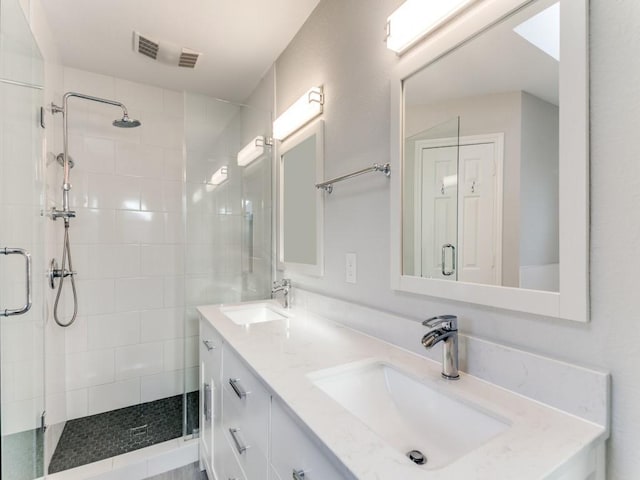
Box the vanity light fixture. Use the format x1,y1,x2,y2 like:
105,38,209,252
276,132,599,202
273,87,324,141
385,0,475,54
237,136,268,166
208,165,228,185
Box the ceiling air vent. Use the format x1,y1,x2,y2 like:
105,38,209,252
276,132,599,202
179,49,200,69
133,31,201,69
135,33,159,60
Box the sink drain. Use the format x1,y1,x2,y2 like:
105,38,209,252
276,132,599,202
407,449,427,465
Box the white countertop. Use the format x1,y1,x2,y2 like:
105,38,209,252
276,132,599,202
198,300,606,480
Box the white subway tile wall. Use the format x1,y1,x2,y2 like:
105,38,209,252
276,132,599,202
58,67,196,419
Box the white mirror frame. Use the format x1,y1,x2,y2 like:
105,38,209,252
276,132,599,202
390,0,589,322
277,120,325,276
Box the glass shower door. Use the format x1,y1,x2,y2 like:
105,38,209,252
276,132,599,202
0,0,46,478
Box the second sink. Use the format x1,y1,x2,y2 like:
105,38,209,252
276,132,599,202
309,361,509,470
220,302,289,325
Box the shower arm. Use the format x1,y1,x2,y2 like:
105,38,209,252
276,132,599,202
51,92,130,213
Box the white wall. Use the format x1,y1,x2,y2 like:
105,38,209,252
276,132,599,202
275,0,640,478
52,67,197,420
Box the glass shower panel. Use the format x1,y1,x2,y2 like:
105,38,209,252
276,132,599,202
402,117,460,280
0,0,45,478
183,94,272,435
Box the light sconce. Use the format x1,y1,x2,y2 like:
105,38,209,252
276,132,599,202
385,0,475,54
208,165,228,186
237,136,268,167
273,86,324,141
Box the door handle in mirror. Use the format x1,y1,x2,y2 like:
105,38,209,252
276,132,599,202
441,244,456,276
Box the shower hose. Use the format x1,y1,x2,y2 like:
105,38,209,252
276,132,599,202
53,219,78,327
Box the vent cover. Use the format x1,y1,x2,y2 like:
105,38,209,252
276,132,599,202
136,34,159,60
179,49,200,68
133,31,201,69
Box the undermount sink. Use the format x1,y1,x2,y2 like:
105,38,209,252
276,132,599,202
308,361,509,470
220,302,289,326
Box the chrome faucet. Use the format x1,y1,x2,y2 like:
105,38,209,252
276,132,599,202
271,278,291,308
421,315,459,380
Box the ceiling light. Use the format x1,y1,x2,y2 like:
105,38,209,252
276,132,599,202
386,0,475,54
237,136,267,167
513,2,560,61
208,166,228,185
273,87,324,140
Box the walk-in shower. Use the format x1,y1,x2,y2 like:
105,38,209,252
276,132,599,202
48,92,141,327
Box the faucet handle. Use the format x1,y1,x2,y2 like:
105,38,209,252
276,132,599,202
422,315,457,330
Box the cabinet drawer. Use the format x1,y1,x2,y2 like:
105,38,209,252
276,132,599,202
200,319,223,371
271,399,350,480
214,426,247,480
222,408,269,480
222,384,270,457
222,346,271,454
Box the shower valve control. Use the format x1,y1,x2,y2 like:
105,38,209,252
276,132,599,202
48,259,76,289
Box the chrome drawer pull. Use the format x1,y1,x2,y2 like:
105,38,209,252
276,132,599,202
292,469,306,480
204,383,211,421
229,428,248,455
202,339,216,351
229,378,248,399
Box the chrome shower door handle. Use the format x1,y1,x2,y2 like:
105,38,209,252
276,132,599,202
441,244,456,277
1,247,32,317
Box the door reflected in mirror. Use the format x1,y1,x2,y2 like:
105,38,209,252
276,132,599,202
402,0,559,292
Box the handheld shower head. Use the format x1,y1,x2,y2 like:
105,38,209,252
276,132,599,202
113,114,141,128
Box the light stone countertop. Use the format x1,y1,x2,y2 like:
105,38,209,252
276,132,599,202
198,300,606,480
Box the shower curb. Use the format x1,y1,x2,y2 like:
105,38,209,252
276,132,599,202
45,437,198,480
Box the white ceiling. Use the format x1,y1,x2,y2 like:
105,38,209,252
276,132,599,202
40,0,321,102
406,0,559,108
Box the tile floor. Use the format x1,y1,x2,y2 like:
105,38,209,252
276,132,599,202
49,392,198,474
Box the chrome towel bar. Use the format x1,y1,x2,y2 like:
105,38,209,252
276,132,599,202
315,163,391,193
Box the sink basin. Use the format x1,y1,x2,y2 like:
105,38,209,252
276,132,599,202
220,302,288,326
309,361,509,469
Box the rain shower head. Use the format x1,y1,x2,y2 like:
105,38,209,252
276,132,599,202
113,114,141,128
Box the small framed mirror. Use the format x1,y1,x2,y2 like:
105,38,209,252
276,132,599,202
277,120,324,276
390,0,588,321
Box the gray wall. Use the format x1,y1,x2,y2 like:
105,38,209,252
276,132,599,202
275,0,640,478
520,91,559,268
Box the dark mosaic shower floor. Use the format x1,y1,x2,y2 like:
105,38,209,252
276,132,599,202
48,392,199,474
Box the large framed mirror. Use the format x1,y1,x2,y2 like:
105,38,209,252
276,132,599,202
390,0,588,321
277,120,325,276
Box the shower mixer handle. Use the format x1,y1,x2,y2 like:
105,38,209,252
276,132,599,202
49,259,76,290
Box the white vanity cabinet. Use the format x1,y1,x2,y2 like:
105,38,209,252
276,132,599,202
199,315,352,480
270,398,350,480
199,320,223,479
221,344,271,479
